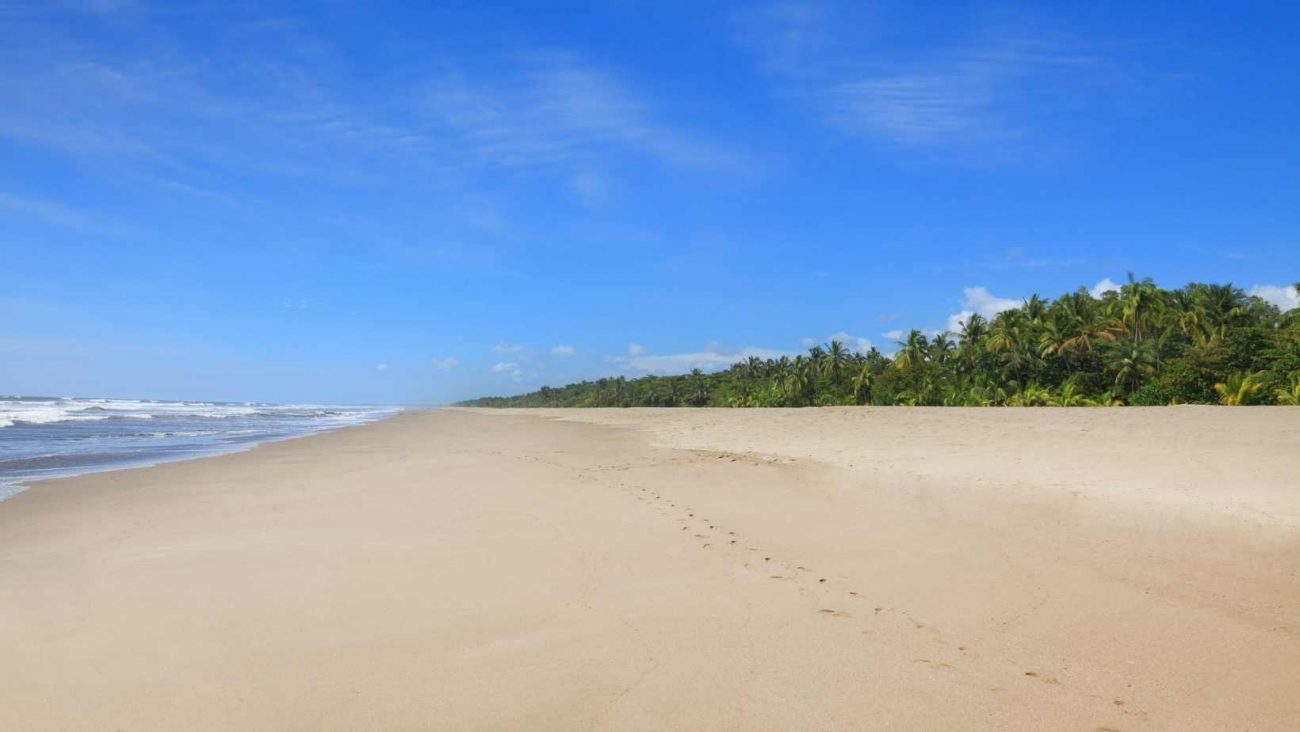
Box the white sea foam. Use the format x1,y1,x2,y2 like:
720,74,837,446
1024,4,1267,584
0,397,353,428
0,397,400,502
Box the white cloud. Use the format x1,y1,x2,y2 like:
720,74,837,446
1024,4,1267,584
882,329,904,341
550,345,575,356
1250,284,1299,312
626,343,647,357
375,362,388,371
962,286,1020,317
490,361,518,373
432,356,459,369
492,342,523,353
936,286,1019,334
1090,277,1121,298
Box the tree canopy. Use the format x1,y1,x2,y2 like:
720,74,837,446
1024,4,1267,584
459,277,1300,408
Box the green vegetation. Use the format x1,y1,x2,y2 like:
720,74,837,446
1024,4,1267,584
460,277,1300,408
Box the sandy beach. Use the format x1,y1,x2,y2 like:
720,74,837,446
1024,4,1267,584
1,407,1297,730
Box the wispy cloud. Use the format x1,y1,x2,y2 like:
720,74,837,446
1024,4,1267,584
735,3,1116,148
550,345,575,356
422,54,741,172
492,342,523,353
0,13,742,206
989,246,1084,270
730,1,831,77
0,191,97,229
433,356,460,369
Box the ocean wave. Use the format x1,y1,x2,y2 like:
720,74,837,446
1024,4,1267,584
1,398,400,500
0,398,383,428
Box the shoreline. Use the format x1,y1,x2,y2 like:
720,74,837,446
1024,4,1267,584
1,407,1296,729
0,408,408,504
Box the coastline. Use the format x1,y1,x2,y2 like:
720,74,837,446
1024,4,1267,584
1,407,1296,729
0,406,404,503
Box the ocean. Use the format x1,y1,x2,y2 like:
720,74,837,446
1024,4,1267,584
0,396,400,501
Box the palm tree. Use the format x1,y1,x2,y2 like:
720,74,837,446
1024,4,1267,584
958,313,988,343
851,364,874,405
783,356,813,406
1053,381,1095,407
894,330,928,372
1022,293,1048,324
929,333,955,365
1276,373,1300,405
1105,341,1156,396
1116,273,1163,343
688,369,709,406
1214,371,1264,406
823,339,851,390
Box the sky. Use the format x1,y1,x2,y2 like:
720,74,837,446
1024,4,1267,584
2,0,1298,405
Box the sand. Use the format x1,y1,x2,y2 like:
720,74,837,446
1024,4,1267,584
0,407,1296,730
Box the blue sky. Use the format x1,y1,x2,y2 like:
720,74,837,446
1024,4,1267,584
2,1,1298,405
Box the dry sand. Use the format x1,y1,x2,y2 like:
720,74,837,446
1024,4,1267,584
0,407,1297,730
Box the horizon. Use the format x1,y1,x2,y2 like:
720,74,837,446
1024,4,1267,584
3,1,1298,405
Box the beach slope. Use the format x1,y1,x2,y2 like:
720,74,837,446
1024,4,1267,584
0,407,1297,729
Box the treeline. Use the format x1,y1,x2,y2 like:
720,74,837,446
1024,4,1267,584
459,278,1300,408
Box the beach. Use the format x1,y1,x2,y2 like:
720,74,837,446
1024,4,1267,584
0,407,1297,730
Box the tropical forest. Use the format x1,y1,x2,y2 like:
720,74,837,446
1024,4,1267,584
460,278,1300,408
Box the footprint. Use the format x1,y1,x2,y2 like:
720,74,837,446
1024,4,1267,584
913,658,954,670
1024,671,1061,685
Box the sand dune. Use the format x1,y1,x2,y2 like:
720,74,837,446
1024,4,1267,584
1,408,1297,730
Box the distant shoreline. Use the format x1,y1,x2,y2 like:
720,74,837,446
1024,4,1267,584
460,279,1300,409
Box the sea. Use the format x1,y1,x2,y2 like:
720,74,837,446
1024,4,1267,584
0,396,400,501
